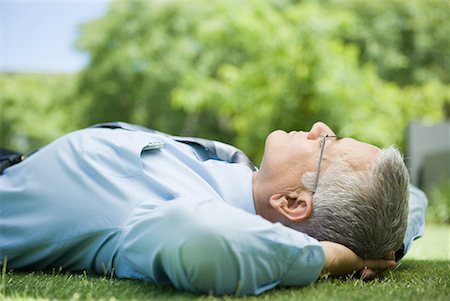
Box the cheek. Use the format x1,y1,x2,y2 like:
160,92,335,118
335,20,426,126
292,141,316,164
263,132,318,173
284,144,318,176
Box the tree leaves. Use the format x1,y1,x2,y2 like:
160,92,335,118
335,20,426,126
2,1,448,162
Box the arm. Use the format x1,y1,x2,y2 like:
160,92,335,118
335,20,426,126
116,197,325,296
320,242,396,279
395,184,428,261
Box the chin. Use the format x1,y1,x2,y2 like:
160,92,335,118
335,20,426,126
266,130,287,144
270,129,287,135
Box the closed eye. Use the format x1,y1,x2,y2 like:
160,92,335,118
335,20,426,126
318,135,342,147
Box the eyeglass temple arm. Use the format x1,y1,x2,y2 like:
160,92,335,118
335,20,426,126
312,135,329,194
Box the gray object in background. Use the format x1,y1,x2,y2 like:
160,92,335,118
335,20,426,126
407,122,450,190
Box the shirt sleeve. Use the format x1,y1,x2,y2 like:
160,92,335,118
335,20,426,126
396,184,428,261
115,197,325,296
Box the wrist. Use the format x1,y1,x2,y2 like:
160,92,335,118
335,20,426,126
319,241,363,276
319,241,336,273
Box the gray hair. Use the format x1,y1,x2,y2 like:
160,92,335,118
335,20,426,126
286,146,409,259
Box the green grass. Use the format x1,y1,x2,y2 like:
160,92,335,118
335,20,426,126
1,224,449,301
403,223,449,260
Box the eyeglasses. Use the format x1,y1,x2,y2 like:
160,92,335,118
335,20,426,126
312,134,339,195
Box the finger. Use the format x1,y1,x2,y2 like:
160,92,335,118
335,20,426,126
363,259,396,272
383,250,395,260
360,267,378,280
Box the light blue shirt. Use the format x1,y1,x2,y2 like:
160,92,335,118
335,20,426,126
0,127,324,295
0,127,427,295
402,184,427,256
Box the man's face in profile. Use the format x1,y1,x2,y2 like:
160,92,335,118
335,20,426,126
257,122,381,194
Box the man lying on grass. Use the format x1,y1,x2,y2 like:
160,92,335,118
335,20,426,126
0,121,427,295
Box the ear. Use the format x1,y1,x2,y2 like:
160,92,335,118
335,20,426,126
269,190,313,222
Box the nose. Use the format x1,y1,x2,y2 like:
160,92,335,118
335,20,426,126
307,121,336,139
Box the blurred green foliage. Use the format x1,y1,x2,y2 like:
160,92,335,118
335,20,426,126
74,0,448,161
335,0,450,85
426,178,450,224
1,0,449,165
0,74,77,152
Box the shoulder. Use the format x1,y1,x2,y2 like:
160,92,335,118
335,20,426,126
71,128,165,177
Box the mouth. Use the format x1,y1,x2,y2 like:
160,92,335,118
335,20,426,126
288,131,298,137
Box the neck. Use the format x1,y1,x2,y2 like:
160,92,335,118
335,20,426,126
252,171,263,215
252,170,274,218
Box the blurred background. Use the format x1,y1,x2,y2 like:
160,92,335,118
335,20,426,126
1,0,449,224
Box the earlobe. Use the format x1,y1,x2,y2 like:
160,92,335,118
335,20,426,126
269,191,313,222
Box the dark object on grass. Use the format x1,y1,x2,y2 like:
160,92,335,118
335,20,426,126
0,148,25,175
